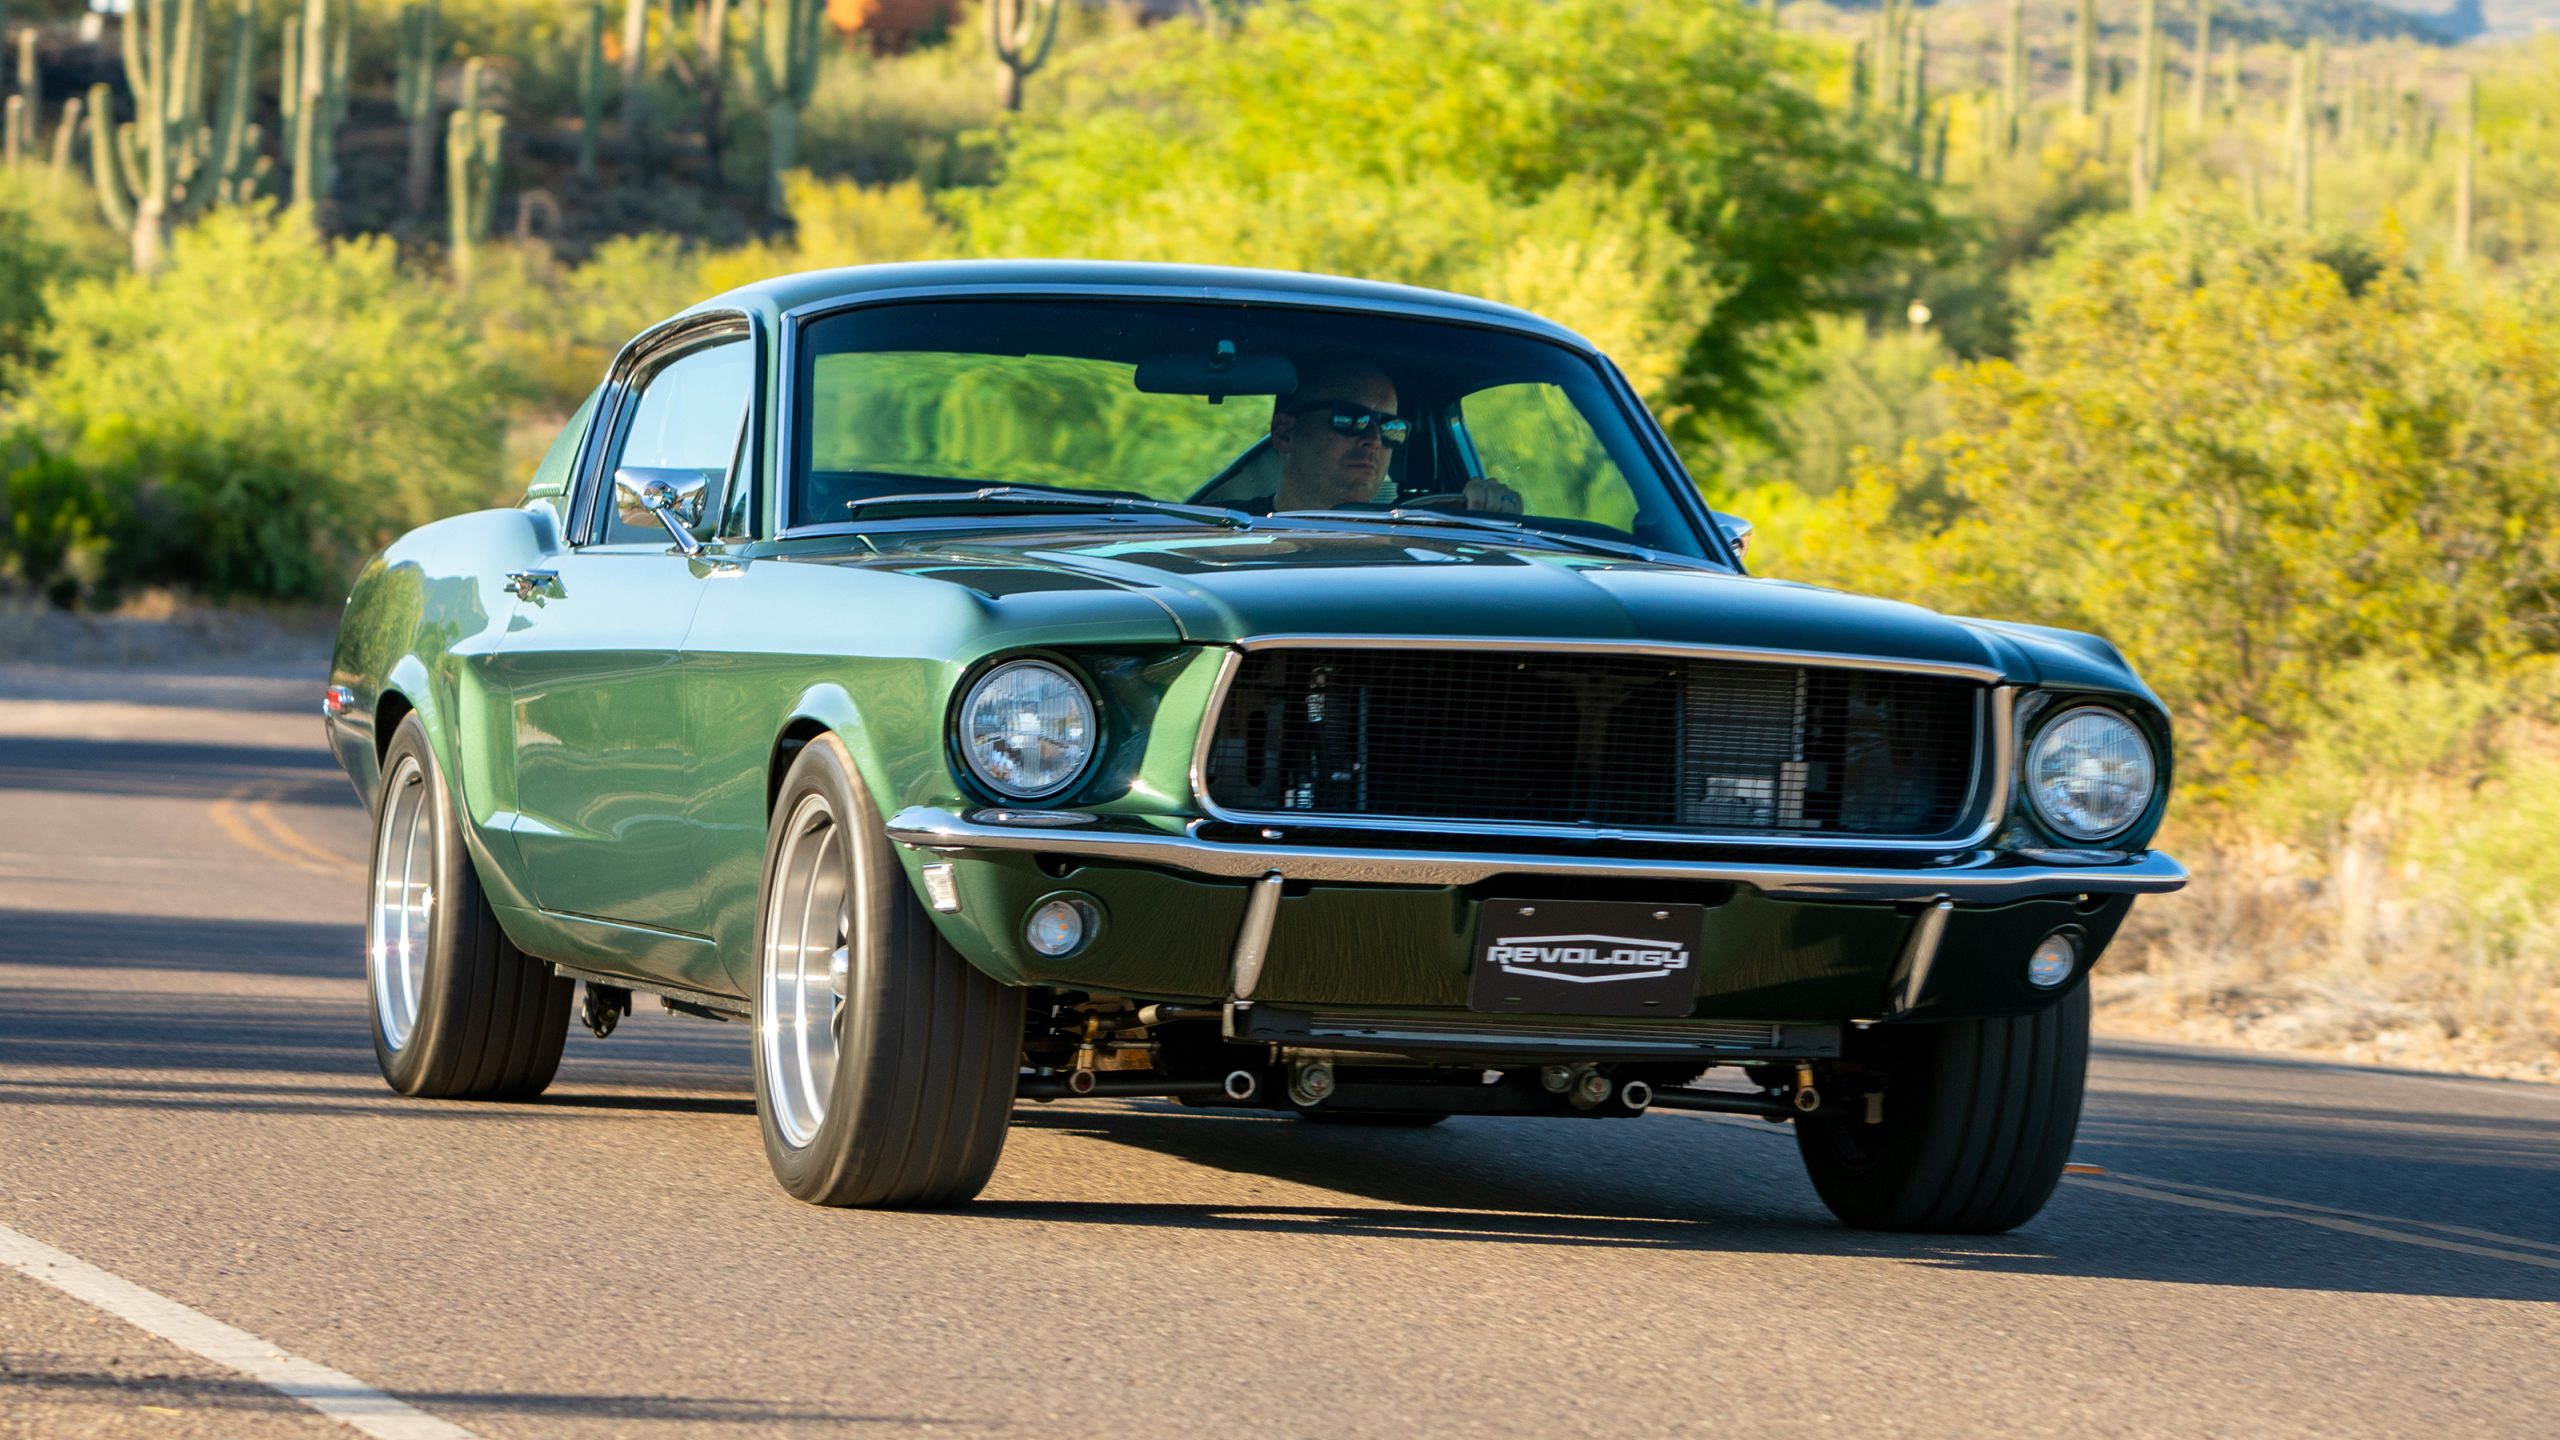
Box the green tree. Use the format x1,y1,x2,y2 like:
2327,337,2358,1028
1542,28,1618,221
947,0,1935,432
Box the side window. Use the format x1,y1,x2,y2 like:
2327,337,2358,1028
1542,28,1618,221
1452,382,1638,533
527,387,603,500
594,337,752,546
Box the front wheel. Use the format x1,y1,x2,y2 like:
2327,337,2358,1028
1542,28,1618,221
366,715,574,1099
753,733,1024,1207
1794,983,2090,1233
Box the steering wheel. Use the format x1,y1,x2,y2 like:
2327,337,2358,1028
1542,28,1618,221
1396,491,1475,512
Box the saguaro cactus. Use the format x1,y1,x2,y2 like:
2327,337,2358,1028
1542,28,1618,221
1999,0,2025,153
1875,0,1907,118
988,0,1057,113
2071,0,2096,119
2452,74,2476,266
744,0,820,209
45,92,79,194
1906,24,1930,175
397,1,439,216
1,30,31,168
619,0,648,135
282,0,350,216
2131,0,2160,210
88,0,260,273
2286,43,2320,228
447,55,502,282
694,0,728,184
2187,0,2212,129
578,0,603,180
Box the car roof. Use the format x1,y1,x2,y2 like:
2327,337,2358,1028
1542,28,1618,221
686,260,1596,353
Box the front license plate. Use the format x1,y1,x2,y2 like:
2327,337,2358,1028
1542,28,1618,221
1468,899,1707,1017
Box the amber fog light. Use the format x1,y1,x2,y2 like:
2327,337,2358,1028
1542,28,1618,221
2027,932,2080,989
1026,896,1099,958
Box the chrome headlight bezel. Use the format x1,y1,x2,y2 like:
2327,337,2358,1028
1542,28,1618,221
954,658,1099,803
2023,704,2160,844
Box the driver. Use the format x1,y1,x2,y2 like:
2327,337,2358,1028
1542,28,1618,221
1268,361,1521,514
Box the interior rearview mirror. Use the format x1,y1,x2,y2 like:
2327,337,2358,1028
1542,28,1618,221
1134,342,1298,402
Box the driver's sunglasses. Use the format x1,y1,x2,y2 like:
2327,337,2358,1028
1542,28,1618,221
1287,400,1412,448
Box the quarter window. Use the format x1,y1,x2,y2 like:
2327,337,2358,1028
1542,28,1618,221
528,387,602,499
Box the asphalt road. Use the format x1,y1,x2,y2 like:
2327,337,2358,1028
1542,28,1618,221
2,659,2556,1439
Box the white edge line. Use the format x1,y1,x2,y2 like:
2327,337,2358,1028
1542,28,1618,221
0,1222,479,1440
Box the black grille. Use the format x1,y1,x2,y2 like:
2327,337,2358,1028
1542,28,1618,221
1203,649,1983,839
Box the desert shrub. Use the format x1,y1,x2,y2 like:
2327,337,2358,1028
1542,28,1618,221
2,435,114,605
4,208,513,600
1760,207,2560,797
0,174,123,389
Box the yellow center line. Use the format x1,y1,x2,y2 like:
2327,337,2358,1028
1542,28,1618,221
2072,1176,2560,1273
2103,1171,2560,1256
207,791,339,876
244,797,364,875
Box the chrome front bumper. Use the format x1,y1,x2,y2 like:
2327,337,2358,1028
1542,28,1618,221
884,806,2187,903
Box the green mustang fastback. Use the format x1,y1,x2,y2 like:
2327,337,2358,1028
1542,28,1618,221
326,261,2182,1232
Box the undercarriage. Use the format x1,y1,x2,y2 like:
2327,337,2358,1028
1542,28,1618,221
1016,990,1863,1122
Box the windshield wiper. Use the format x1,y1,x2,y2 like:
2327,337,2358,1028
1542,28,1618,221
1275,507,1682,564
844,486,1252,530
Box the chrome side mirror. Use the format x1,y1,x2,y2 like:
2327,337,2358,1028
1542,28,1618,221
1712,509,1752,563
614,467,709,556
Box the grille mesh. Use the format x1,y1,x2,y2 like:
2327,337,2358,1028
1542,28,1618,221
1204,649,1983,839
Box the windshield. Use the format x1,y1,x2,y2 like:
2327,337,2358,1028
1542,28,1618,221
791,299,1718,560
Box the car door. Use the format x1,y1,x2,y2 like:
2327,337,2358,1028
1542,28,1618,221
488,319,754,953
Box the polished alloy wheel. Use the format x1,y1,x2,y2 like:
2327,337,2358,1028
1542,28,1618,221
368,755,434,1052
762,793,852,1148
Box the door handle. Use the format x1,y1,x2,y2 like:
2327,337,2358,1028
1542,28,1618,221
504,569,559,599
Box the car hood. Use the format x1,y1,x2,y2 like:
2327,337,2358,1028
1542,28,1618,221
870,526,2089,684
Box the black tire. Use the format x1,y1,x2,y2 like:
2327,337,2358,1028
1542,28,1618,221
753,733,1024,1207
1794,982,2090,1233
366,715,574,1099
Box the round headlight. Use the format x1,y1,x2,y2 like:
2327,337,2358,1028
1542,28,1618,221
2025,707,2158,842
957,660,1097,800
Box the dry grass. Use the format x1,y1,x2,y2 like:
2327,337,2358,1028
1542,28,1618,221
2097,827,2560,1084
0,591,337,672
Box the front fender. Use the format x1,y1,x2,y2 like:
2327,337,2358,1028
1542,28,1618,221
327,505,561,920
